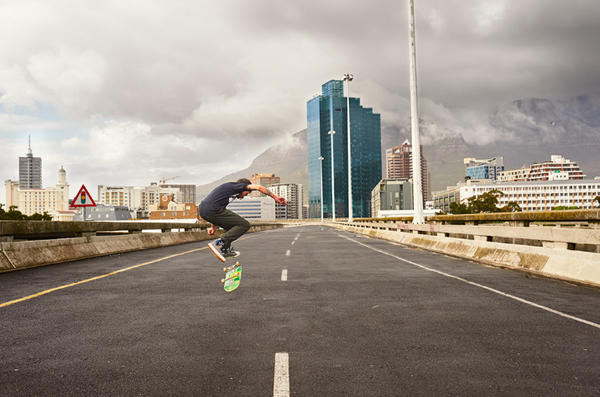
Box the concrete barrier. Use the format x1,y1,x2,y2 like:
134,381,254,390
335,224,600,288
0,224,279,272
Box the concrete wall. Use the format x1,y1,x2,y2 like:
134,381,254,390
0,225,279,272
334,224,600,288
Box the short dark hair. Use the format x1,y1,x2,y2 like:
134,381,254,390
237,178,251,185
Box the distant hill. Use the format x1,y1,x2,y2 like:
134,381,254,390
197,94,600,201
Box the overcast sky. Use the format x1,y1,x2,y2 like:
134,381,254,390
2,0,599,204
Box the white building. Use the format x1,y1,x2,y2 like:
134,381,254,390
227,197,276,221
498,155,585,182
97,184,182,216
9,167,71,217
269,183,303,219
460,180,600,212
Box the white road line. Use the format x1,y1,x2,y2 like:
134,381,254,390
281,269,288,281
273,352,290,397
337,233,600,330
291,241,295,245
286,250,291,256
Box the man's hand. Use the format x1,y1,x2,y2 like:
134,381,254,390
208,224,217,235
275,196,287,205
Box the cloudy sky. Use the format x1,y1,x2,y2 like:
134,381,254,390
2,0,599,204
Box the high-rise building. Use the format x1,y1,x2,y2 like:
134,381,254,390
385,140,429,201
249,173,281,198
270,183,303,219
19,137,42,189
307,79,381,219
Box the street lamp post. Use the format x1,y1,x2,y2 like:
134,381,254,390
343,73,353,222
408,0,425,224
319,156,325,222
328,130,336,222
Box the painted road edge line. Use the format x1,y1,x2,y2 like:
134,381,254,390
336,232,600,330
274,352,290,397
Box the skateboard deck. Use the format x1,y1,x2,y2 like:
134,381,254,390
221,262,242,292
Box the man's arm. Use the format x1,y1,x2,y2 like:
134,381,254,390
247,184,287,205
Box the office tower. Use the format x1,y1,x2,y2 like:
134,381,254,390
19,136,42,189
307,80,381,219
386,139,429,201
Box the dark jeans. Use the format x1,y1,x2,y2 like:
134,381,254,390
202,209,250,248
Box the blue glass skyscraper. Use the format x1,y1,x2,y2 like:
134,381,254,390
307,80,381,219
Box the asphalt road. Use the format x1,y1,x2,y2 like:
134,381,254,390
1,225,600,396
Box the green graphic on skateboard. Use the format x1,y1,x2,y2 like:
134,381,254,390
221,262,242,292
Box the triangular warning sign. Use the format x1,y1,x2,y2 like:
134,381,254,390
72,184,97,207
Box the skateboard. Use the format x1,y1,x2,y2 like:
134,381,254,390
221,262,242,292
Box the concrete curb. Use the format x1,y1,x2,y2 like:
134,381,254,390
335,224,600,288
0,225,279,273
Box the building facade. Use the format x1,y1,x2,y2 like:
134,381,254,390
149,201,200,221
307,79,381,219
16,167,70,217
497,155,585,182
19,137,42,189
371,178,413,217
227,197,276,221
269,183,303,219
159,184,197,204
249,173,281,198
97,184,182,217
461,180,600,212
386,140,429,201
73,205,132,221
464,157,504,181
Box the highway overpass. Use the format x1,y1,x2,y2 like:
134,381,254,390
1,225,599,396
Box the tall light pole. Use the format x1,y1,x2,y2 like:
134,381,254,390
328,130,336,222
408,0,425,224
343,73,354,222
319,156,325,222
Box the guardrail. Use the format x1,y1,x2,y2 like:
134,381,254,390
0,220,213,242
345,209,600,253
330,210,600,287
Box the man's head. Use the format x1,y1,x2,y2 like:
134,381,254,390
236,178,252,199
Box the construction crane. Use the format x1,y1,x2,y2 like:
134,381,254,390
159,176,180,187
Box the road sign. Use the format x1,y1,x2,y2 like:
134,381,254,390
71,184,97,207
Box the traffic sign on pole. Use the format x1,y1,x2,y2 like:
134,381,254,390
71,185,97,207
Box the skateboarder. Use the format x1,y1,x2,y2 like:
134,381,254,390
200,178,287,262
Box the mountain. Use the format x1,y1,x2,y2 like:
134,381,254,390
196,129,308,201
197,94,600,201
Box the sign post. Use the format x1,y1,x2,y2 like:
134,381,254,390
71,185,97,221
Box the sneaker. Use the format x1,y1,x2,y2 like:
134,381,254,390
208,239,226,262
223,247,240,259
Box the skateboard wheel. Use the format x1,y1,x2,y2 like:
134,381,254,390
223,268,227,272
221,279,225,284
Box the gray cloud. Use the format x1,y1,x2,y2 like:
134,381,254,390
1,0,599,200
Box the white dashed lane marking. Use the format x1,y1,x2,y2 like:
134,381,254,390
273,352,290,397
281,269,288,281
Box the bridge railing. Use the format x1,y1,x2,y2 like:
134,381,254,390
340,209,600,253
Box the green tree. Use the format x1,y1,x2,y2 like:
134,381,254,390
594,196,600,208
466,189,504,213
552,206,580,211
449,202,469,214
501,201,522,212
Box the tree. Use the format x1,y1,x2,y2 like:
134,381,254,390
595,196,600,208
501,201,522,212
449,202,469,214
466,189,504,213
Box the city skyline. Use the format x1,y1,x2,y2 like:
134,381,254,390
2,0,600,204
